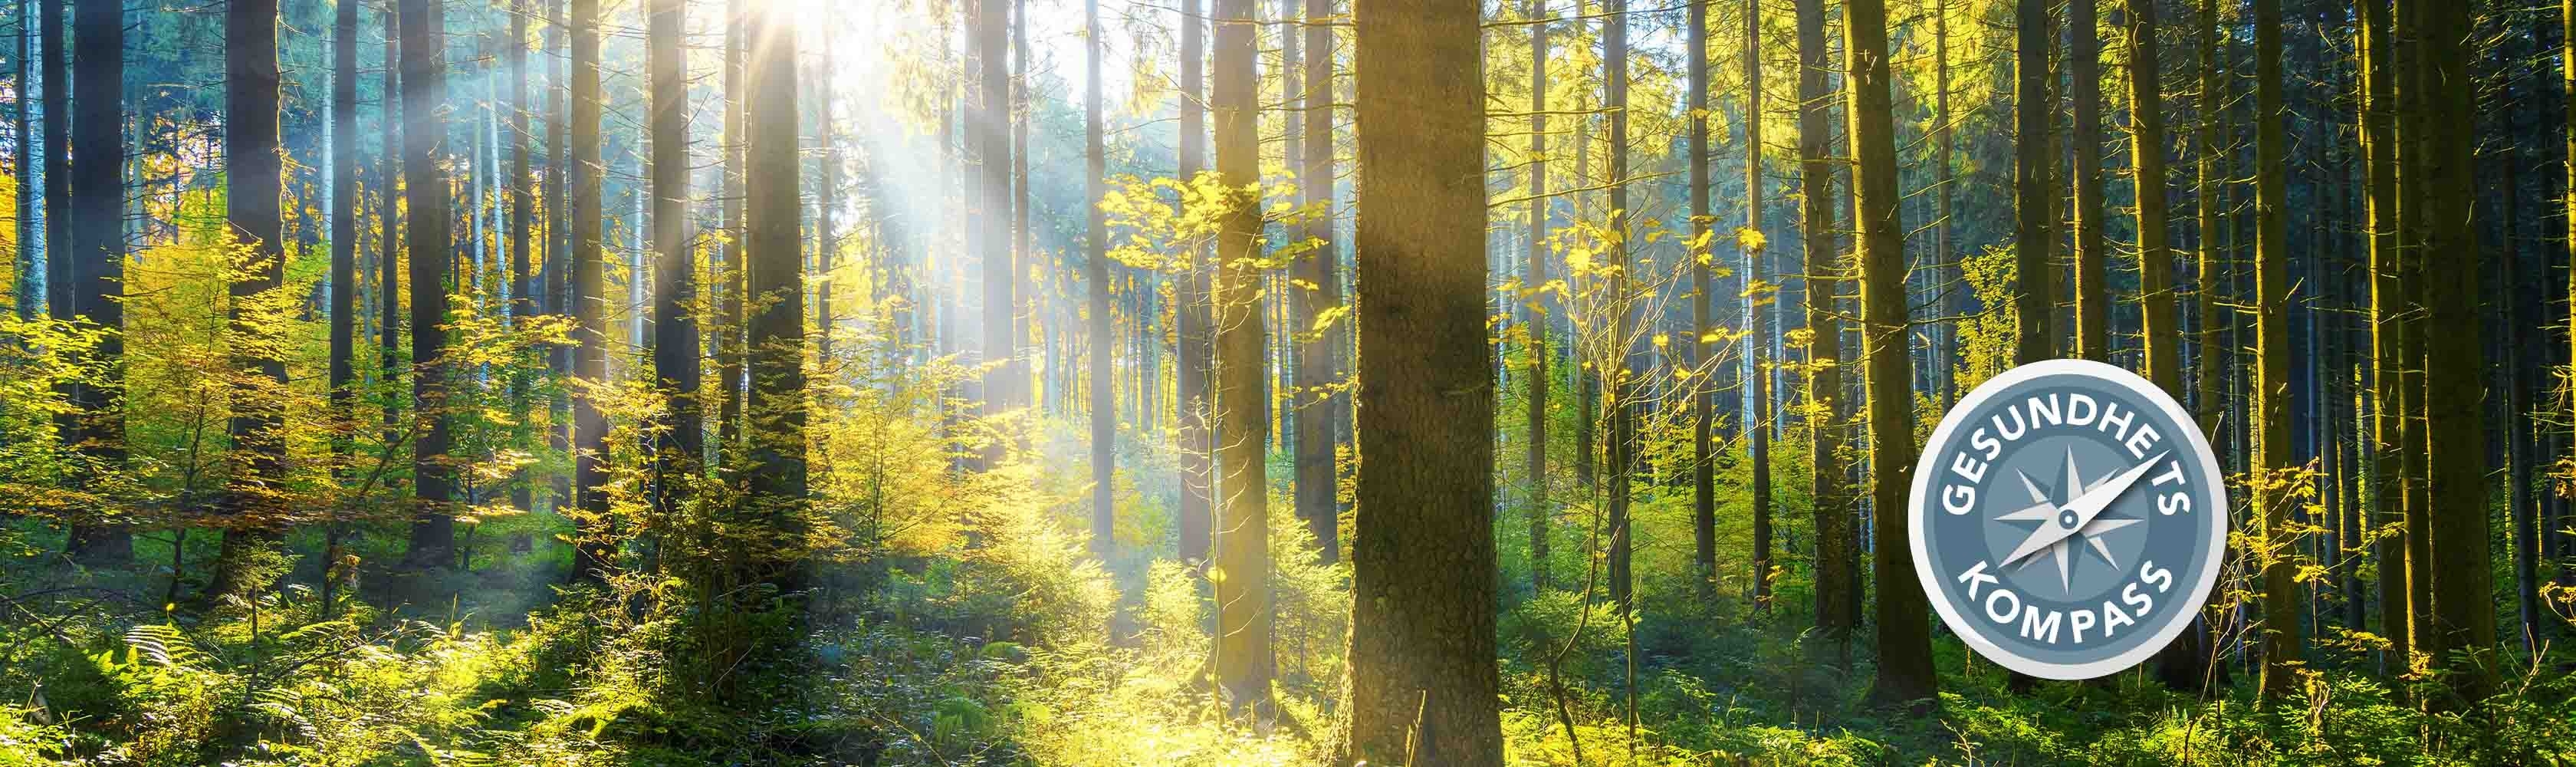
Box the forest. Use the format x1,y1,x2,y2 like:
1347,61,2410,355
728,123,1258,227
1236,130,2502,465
0,0,2569,762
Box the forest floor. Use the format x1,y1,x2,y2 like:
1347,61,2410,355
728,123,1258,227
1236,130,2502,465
3,420,2574,765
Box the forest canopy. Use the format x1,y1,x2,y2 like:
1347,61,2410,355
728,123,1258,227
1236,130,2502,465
0,0,2571,763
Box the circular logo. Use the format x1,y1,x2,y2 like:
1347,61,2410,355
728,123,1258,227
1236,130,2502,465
1908,359,2228,680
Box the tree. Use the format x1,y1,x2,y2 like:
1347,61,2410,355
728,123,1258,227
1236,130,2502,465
1742,0,1772,614
647,0,698,529
1338,0,1503,757
1795,0,1851,650
1604,0,1635,612
2013,0,2053,365
568,0,610,583
328,0,358,498
2131,0,2176,409
975,0,1013,416
2357,0,2409,680
508,0,535,511
10,0,27,322
2160,0,2229,690
1084,0,1112,556
212,0,285,597
2249,0,2301,701
1208,0,1273,715
1293,0,1339,563
1526,0,1551,592
2410,0,2496,705
61,0,125,565
1686,0,1714,595
1175,0,1212,568
717,0,745,449
2070,0,2108,360
380,0,402,461
1847,0,1934,709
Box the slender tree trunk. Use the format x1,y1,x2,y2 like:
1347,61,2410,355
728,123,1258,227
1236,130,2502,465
717,0,744,449
1795,0,1849,650
325,0,357,577
11,0,27,322
1933,0,1954,405
1210,0,1274,715
647,0,699,535
1847,0,1932,708
2131,0,2175,394
1085,0,1112,557
1176,0,1212,568
507,0,534,512
1604,0,1635,612
569,0,610,583
379,2,402,472
212,0,286,597
1743,0,1771,614
1292,0,1338,563
1338,0,1503,758
2070,0,2106,360
975,0,1012,418
1525,0,1551,591
1686,0,1715,596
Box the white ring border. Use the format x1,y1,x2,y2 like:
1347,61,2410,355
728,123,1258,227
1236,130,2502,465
1906,357,2231,680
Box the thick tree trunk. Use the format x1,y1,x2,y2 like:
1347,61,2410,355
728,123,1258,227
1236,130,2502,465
1795,0,1850,650
2131,0,2175,395
213,0,285,597
1209,0,1273,716
2250,0,2301,700
1847,0,1933,708
2410,0,2496,705
398,0,455,570
1338,0,1503,758
2013,0,2054,365
508,0,534,512
60,0,126,565
379,2,402,474
744,0,807,577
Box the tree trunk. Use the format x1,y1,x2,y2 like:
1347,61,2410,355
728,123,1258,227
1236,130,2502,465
2250,0,2301,700
213,0,285,597
1604,0,1635,612
744,0,807,577
569,0,610,583
1743,0,1772,614
2013,0,2054,365
60,0,126,565
1525,0,1550,591
717,0,744,450
1847,0,1934,708
1795,0,1850,650
11,0,28,322
647,0,699,535
379,2,402,476
2409,0,2496,705
329,0,357,478
397,0,455,570
508,0,534,512
1293,0,1338,563
1085,0,1113,558
1209,0,1274,716
2131,0,2175,395
1175,0,1212,568
1686,0,1714,596
1338,0,1503,757
976,0,1013,418
2070,0,2106,361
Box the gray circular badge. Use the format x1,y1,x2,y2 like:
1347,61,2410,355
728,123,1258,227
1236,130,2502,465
1907,359,2227,680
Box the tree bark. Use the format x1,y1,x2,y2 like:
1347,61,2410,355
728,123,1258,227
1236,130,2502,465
1085,0,1113,557
647,0,699,534
569,0,610,583
1796,0,1850,649
1338,0,1503,757
2013,0,2054,365
60,0,126,565
1604,0,1635,612
213,0,285,597
1847,0,1934,708
1686,0,1715,596
2250,0,2301,700
2070,0,2107,360
1743,0,1772,614
1293,0,1339,563
1526,0,1551,591
1209,0,1274,715
1175,0,1212,568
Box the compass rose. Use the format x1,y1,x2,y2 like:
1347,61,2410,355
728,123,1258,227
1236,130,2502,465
1993,446,2165,592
